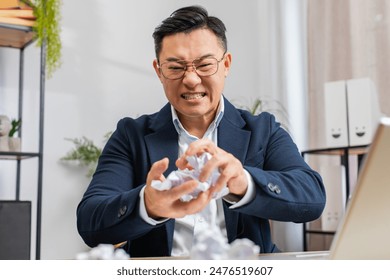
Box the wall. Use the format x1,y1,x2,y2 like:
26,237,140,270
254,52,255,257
0,0,307,259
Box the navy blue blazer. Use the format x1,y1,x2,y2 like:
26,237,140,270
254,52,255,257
77,98,325,257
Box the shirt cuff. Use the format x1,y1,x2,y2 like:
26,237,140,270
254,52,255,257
139,185,168,225
224,169,256,209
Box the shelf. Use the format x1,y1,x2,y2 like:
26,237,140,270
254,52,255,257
0,22,35,48
0,151,40,160
302,145,369,156
302,145,368,251
305,229,336,235
0,19,45,259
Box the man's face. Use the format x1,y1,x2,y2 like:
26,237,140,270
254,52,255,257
153,28,231,122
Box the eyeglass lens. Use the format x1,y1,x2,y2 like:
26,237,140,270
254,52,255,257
160,57,220,79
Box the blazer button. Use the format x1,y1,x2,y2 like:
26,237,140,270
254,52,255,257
267,183,281,194
267,183,275,191
118,205,127,218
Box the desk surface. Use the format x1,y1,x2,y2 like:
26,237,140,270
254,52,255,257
258,251,330,260
131,251,330,260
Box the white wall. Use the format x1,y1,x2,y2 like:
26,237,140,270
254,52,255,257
0,0,307,259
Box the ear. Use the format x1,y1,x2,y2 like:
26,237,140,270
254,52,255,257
223,52,232,77
153,59,164,81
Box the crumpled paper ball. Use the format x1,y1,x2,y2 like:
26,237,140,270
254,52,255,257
151,153,229,202
76,244,130,260
190,226,260,260
227,238,261,260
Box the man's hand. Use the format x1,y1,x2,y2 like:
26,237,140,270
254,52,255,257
176,139,248,197
144,157,214,219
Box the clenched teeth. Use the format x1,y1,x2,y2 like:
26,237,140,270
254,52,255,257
181,93,206,100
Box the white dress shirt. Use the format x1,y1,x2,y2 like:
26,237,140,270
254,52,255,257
139,97,255,256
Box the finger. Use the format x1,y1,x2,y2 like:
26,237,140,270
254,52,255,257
182,139,217,158
168,180,199,201
197,153,222,182
175,157,191,170
212,167,231,193
172,189,213,216
148,157,169,182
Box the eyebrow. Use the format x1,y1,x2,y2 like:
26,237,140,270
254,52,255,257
162,53,215,63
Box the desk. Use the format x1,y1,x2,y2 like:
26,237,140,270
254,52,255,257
131,251,330,260
257,251,330,260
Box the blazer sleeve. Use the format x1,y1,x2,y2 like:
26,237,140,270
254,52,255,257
237,112,326,223
76,118,161,248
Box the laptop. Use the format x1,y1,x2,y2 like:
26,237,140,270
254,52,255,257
259,117,390,260
328,117,390,259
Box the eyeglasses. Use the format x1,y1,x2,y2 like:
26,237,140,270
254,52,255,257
158,54,226,80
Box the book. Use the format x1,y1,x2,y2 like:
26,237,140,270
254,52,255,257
0,0,31,9
0,16,34,27
0,9,35,19
0,6,35,27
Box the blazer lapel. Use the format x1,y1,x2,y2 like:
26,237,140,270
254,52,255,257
144,127,178,175
144,103,178,175
218,99,251,163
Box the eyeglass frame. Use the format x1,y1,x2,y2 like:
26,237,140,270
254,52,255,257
157,52,227,80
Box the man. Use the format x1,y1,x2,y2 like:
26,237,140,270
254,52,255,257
77,5,326,257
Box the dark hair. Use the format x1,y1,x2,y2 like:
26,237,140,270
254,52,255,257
152,5,227,60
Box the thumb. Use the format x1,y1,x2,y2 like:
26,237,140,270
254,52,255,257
148,157,169,182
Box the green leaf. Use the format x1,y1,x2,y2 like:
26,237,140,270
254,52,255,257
23,0,62,78
61,133,112,177
9,119,22,137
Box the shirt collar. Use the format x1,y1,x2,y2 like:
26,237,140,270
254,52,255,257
171,96,225,136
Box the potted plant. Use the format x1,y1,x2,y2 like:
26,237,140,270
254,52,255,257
22,0,62,78
61,132,112,177
235,97,291,132
0,116,21,152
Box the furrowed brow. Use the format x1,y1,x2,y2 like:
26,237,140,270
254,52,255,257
163,53,216,63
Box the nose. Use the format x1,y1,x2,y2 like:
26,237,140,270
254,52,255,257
182,65,201,88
